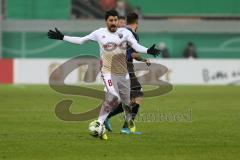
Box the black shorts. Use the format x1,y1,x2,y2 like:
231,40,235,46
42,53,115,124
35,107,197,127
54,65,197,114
128,62,143,99
130,76,143,99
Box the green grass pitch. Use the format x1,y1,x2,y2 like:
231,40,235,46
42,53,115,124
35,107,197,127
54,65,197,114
0,85,240,160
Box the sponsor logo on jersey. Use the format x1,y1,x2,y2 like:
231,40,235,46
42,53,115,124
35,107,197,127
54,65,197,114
103,42,118,51
103,41,128,51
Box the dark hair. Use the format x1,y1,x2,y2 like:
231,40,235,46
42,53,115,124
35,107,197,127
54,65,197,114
127,12,138,24
105,10,119,20
118,16,126,20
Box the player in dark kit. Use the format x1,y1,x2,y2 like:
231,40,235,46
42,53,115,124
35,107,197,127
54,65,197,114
104,12,152,134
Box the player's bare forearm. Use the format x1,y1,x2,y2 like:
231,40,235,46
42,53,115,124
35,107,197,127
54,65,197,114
132,52,146,62
132,52,151,66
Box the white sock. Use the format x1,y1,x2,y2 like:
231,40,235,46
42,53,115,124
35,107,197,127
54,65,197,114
98,93,119,124
98,102,111,125
98,113,109,125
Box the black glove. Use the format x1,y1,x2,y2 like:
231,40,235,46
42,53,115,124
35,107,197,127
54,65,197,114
47,28,64,40
147,44,161,57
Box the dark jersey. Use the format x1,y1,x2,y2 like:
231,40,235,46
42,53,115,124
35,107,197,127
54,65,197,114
126,27,139,62
125,27,143,98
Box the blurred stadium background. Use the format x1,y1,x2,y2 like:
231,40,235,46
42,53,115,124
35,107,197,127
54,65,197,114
0,0,240,84
0,1,240,160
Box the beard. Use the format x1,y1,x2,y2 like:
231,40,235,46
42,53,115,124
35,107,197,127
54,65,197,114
108,25,117,32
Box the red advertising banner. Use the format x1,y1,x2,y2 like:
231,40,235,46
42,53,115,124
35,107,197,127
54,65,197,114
0,59,13,84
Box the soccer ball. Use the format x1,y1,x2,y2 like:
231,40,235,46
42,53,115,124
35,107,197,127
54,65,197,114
88,120,106,137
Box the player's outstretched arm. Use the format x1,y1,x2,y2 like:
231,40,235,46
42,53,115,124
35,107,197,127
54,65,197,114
47,28,97,45
126,30,161,57
131,42,161,57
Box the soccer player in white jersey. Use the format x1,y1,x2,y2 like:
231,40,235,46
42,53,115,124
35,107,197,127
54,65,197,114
105,12,151,134
48,10,160,140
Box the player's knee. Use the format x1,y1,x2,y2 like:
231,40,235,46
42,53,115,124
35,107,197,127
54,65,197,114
105,92,120,106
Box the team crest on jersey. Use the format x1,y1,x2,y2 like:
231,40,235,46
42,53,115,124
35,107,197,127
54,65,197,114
118,33,123,39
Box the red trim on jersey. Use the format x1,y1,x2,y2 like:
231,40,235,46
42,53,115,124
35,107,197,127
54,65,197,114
101,71,110,92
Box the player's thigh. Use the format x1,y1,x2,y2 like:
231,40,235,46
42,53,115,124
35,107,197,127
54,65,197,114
101,73,120,102
118,75,131,105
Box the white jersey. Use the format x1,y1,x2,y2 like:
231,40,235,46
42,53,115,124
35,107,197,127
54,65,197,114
63,27,148,75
